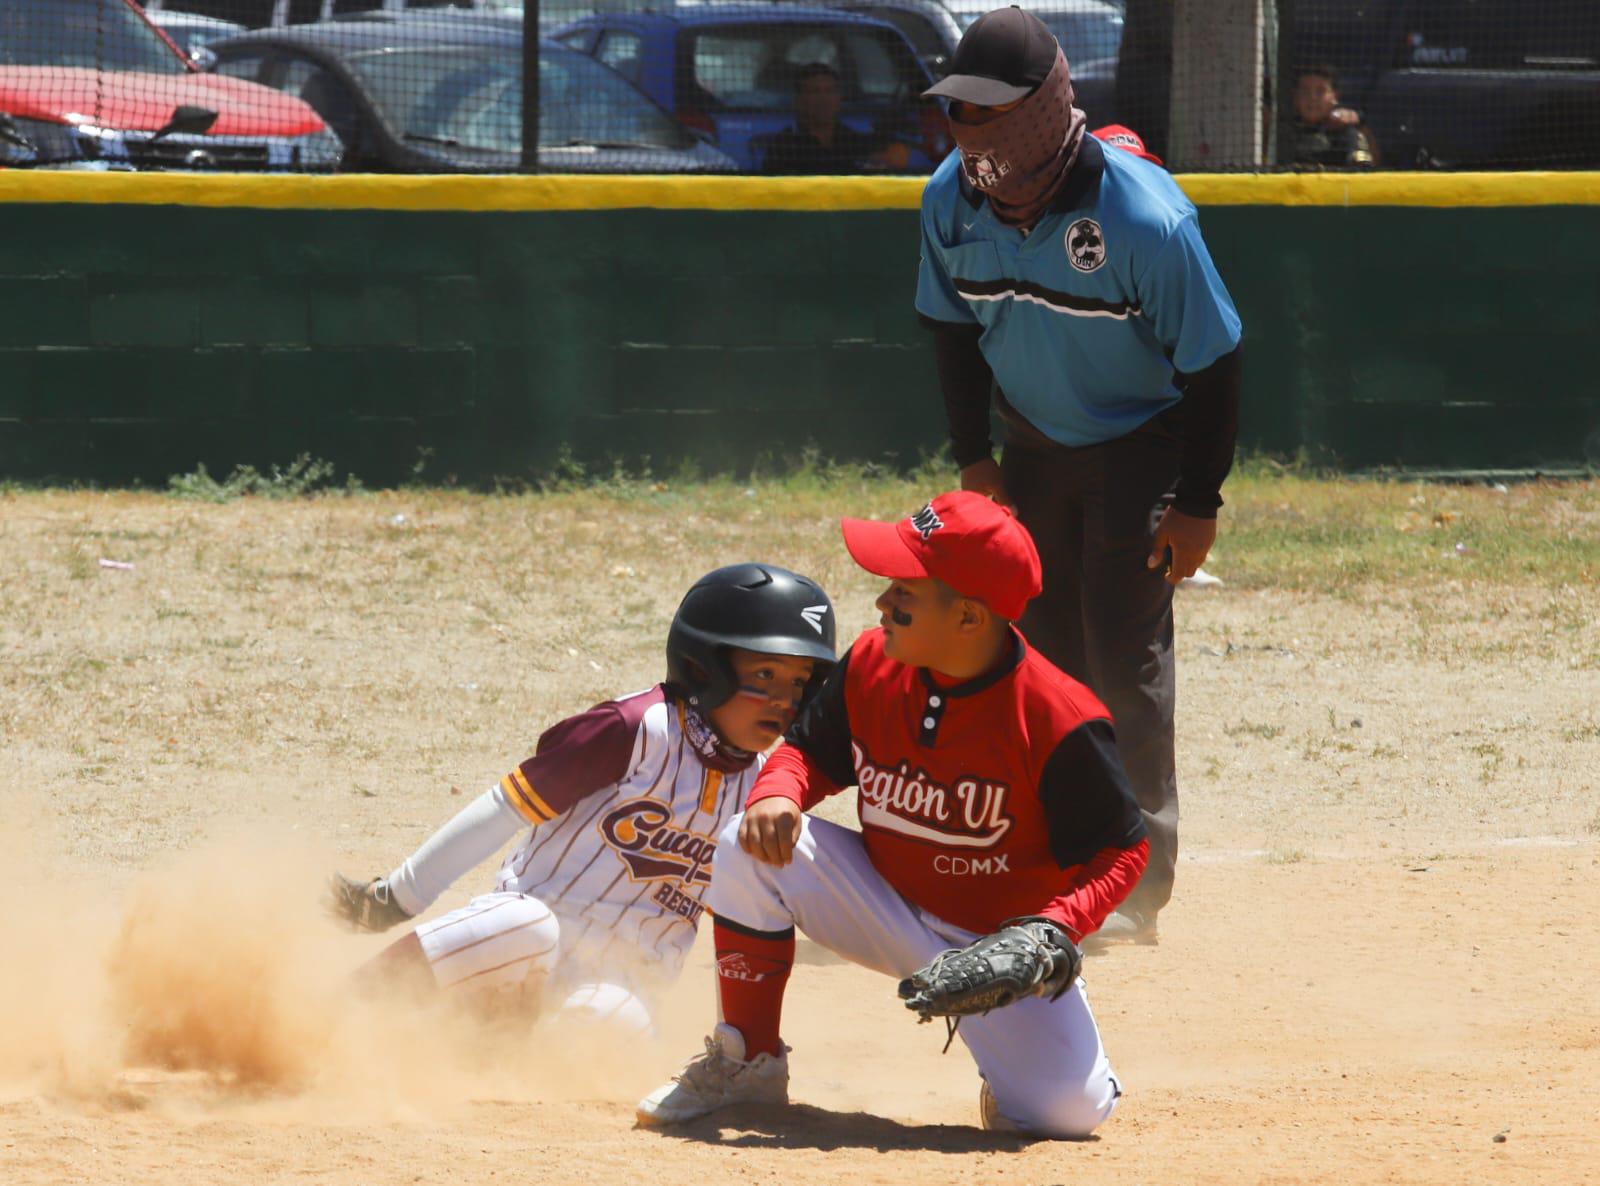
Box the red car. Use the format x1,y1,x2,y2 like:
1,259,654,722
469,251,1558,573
0,0,341,170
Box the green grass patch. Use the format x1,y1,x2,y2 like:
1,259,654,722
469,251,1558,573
20,450,1600,597
1220,461,1600,593
498,451,1600,595
167,454,366,502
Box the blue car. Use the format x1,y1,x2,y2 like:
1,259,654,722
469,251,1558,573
552,5,949,172
210,18,739,173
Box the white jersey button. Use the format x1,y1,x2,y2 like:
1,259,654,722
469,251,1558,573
923,717,937,729
928,695,942,707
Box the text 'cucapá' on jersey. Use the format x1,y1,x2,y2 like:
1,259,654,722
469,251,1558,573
385,686,761,982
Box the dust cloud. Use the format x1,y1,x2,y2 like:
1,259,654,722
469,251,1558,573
0,824,684,1120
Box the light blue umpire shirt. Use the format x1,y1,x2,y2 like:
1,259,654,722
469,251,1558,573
916,136,1243,448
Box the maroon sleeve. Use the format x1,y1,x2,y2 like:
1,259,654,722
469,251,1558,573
499,692,656,824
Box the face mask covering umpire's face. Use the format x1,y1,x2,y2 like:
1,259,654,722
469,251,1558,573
948,46,1086,229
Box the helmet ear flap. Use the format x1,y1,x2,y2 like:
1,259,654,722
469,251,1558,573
665,629,740,711
679,654,736,711
691,651,741,711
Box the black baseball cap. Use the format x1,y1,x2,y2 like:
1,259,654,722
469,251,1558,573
922,7,1060,107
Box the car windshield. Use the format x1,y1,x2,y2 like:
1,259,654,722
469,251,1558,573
347,46,692,151
955,6,1123,66
687,23,922,110
0,0,187,74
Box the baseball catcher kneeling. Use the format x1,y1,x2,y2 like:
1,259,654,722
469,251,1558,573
637,493,1148,1138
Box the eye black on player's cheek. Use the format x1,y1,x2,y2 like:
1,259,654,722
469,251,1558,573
879,583,916,628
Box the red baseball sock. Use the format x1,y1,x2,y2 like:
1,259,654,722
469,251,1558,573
712,917,795,1059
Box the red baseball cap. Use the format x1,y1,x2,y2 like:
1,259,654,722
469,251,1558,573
840,491,1043,622
1092,123,1164,166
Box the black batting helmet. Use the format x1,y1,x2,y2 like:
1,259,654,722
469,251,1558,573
666,563,837,712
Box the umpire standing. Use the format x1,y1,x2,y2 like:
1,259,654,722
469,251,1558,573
916,7,1242,944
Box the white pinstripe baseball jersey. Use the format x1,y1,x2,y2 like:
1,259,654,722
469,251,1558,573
493,686,764,980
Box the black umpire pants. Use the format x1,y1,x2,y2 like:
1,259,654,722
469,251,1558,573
1000,409,1181,918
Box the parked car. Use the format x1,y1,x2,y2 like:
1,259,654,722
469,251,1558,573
331,2,596,34
551,5,948,171
0,0,340,169
1293,0,1600,169
825,0,1122,121
208,19,738,170
139,0,517,28
144,9,246,65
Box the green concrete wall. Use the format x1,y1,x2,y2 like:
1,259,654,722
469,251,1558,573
1,202,1596,485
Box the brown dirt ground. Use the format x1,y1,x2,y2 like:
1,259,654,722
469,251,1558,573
2,490,1597,1186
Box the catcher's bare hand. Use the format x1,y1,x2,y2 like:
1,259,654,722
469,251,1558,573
327,872,413,933
739,797,803,866
898,918,1083,1021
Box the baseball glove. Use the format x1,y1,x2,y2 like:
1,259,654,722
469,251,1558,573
898,917,1083,1023
327,873,413,933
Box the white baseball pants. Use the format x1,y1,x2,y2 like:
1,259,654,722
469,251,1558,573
413,892,654,1036
706,813,1122,1138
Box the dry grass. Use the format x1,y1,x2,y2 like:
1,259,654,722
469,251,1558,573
2,474,1598,1186
1,471,1597,876
1225,463,1600,593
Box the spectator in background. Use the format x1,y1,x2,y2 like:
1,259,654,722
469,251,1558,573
759,63,911,174
1291,65,1376,168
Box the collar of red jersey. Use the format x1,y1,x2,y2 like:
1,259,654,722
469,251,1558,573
919,628,1026,698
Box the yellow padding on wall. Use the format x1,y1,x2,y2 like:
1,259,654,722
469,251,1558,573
1,170,1598,211
0,172,918,211
1181,171,1600,207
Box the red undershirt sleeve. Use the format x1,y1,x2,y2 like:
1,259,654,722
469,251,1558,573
1034,717,1150,941
1037,838,1150,943
746,741,842,812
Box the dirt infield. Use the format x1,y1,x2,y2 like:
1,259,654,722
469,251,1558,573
2,483,1597,1185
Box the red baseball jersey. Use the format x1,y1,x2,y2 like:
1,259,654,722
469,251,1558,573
748,627,1148,940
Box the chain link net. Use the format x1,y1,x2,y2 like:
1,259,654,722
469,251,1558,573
2,1,1597,173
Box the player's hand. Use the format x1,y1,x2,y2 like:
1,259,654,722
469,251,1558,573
959,458,1013,509
739,797,803,867
1147,507,1217,585
327,873,413,932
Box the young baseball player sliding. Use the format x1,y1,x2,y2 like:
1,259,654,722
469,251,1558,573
637,493,1148,1137
328,564,836,1037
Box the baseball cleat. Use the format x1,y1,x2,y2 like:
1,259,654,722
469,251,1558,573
635,1023,789,1126
978,1080,1024,1132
